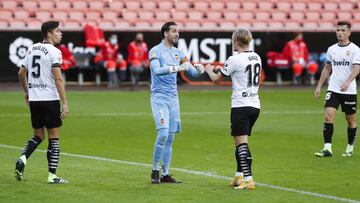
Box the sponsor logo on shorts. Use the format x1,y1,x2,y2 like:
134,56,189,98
160,119,165,125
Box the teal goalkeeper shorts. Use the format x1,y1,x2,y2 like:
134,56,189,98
150,93,181,133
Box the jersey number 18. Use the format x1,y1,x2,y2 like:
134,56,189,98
245,63,261,87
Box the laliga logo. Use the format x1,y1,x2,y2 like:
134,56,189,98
9,37,33,67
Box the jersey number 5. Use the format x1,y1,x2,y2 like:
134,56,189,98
31,55,41,78
245,63,261,87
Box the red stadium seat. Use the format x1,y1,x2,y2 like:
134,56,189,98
174,1,189,10
268,21,284,30
155,10,171,20
158,1,173,10
10,20,26,28
142,1,157,10
14,9,30,20
276,2,291,11
69,10,85,21
256,11,271,21
207,11,222,20
0,19,9,28
239,12,254,21
124,1,141,10
272,11,288,21
251,21,268,30
88,1,104,10
52,10,68,20
242,2,257,10
138,11,153,20
306,11,321,21
187,11,204,20
225,1,241,11
1,0,18,9
283,21,301,31
98,19,114,29
321,12,336,21
134,20,152,28
72,1,88,10
353,12,360,21
39,1,55,10
172,11,187,21
35,10,51,20
0,9,13,20
63,20,81,29
218,21,235,29
302,21,318,31
55,1,71,10
223,11,238,20
209,1,225,10
289,11,305,21
86,10,101,21
152,20,166,28
21,0,38,10
337,12,352,21
108,1,124,10
121,10,138,20
291,2,306,11
235,21,251,29
183,20,201,29
307,2,322,11
318,21,335,31
338,2,354,11
323,2,338,11
193,2,209,10
102,10,119,20
27,19,42,29
201,21,218,29
113,20,131,28
258,2,273,10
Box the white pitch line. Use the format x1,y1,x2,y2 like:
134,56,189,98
0,144,358,203
0,110,323,118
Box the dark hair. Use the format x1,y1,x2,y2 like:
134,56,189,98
41,21,60,38
161,21,177,39
337,21,351,29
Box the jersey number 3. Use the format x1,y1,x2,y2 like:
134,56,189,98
245,63,261,87
31,55,41,78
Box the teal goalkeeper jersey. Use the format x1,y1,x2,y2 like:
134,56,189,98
149,41,198,96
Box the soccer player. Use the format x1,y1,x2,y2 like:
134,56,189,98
16,21,69,183
314,21,360,157
204,28,261,190
149,21,204,184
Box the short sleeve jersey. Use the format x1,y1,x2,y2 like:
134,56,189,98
221,51,261,109
326,42,360,94
22,42,62,101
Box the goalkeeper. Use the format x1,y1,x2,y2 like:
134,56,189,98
148,21,204,184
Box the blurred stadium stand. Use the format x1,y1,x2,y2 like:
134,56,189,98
0,0,359,31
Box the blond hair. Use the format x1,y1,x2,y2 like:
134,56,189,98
232,28,252,48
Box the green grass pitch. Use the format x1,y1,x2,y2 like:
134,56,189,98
0,88,359,203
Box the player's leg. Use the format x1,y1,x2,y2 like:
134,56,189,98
315,91,339,157
15,101,45,181
342,94,357,157
44,100,67,184
343,113,357,156
160,96,181,183
150,95,170,183
46,128,68,184
106,60,117,87
233,107,259,190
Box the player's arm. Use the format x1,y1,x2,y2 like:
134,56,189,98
340,64,360,92
149,52,188,76
18,66,29,106
314,62,332,98
52,67,69,120
205,64,224,84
